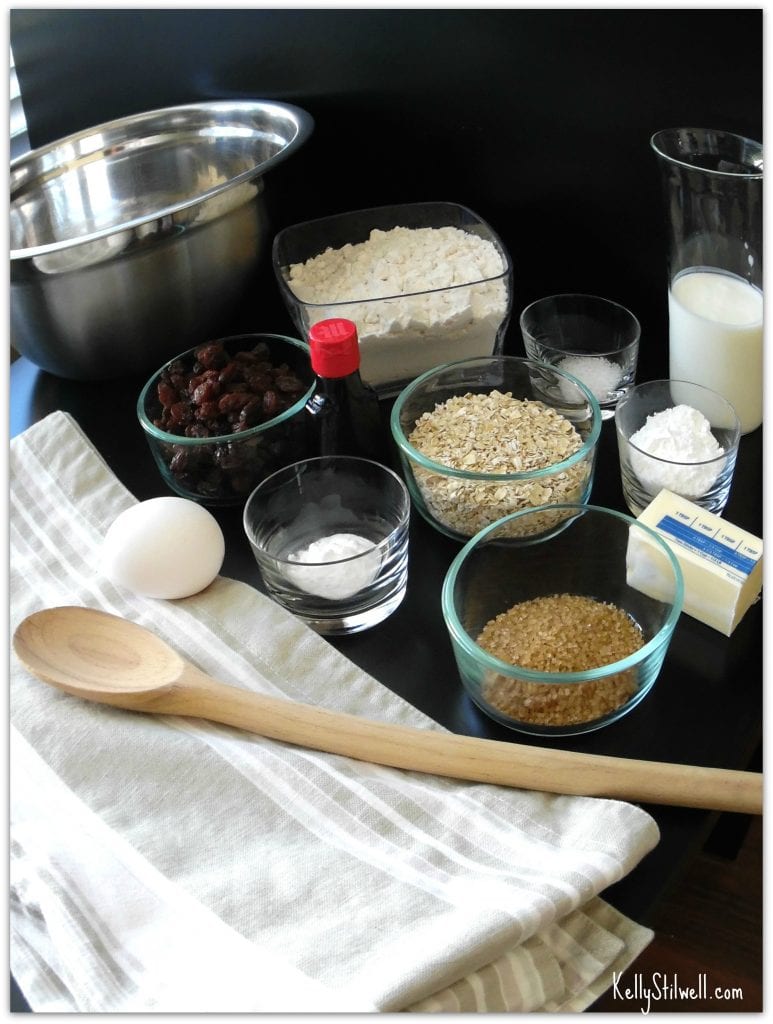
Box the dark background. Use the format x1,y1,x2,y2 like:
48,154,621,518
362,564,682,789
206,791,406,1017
10,8,763,383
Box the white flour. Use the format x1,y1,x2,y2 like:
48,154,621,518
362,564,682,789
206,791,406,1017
287,226,509,391
629,404,726,498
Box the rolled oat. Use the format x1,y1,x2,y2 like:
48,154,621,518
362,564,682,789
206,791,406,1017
407,390,589,536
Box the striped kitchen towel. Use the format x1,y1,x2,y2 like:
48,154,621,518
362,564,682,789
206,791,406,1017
10,411,658,1013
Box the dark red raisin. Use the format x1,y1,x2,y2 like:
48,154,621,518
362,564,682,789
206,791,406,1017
169,402,190,425
184,423,212,438
239,398,263,427
193,380,221,405
195,401,220,421
262,390,279,417
218,392,251,414
275,374,303,394
218,362,240,385
195,343,228,370
157,380,179,408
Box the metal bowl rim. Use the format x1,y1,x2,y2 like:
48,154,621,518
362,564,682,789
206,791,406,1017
10,99,314,260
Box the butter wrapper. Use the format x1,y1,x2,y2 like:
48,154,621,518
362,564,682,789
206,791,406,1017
626,489,762,636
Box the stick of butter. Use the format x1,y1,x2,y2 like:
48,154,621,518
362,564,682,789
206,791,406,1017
626,489,763,637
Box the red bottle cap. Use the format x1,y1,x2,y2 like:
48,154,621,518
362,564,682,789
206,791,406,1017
308,318,361,378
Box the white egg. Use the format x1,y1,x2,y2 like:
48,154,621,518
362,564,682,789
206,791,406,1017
102,497,225,599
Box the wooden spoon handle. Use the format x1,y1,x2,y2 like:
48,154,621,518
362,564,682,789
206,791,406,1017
162,666,762,815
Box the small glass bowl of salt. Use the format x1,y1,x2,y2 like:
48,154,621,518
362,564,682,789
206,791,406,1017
615,379,741,516
243,456,410,635
520,293,640,419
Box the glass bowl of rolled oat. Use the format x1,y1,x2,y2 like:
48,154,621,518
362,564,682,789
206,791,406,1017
390,355,602,541
442,504,684,735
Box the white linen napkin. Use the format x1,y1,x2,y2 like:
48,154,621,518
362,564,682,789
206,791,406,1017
10,411,659,1013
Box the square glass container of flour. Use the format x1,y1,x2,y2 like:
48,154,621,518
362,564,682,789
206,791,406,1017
272,202,513,397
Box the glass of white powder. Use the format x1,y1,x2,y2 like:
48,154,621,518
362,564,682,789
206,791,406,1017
243,455,410,635
615,379,741,516
520,294,641,419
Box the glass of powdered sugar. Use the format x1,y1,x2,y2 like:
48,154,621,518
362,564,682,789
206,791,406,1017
615,379,741,516
520,294,641,419
243,455,410,635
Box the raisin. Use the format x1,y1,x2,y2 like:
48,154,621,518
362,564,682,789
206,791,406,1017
218,362,240,386
195,342,229,370
275,375,303,394
213,444,242,470
150,339,311,500
218,392,251,415
184,423,212,438
244,370,273,392
169,401,191,426
195,401,221,421
193,380,221,405
262,390,279,417
169,449,190,474
239,397,264,427
157,380,178,408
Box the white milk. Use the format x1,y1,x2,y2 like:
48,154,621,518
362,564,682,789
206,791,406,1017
668,269,763,434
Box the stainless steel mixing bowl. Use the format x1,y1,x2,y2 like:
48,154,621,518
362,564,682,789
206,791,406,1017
10,100,313,379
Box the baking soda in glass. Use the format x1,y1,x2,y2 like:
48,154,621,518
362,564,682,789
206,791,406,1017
243,456,410,636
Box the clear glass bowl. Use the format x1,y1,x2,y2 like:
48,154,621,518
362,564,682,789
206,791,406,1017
137,333,315,507
243,456,410,635
442,504,684,736
615,378,741,517
390,355,601,542
272,201,513,397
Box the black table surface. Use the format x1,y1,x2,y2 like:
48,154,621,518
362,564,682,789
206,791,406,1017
9,347,763,1010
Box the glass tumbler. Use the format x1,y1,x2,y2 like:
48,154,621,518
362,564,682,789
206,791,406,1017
651,128,763,434
615,379,741,517
519,293,641,419
243,456,410,635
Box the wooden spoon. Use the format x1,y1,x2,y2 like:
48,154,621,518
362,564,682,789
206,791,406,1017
13,605,761,815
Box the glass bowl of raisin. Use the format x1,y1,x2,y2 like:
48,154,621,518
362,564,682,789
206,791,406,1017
138,334,315,506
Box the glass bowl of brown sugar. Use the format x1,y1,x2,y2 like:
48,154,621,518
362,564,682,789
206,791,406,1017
441,504,684,736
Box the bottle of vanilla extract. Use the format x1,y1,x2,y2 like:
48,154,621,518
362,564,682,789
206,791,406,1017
306,318,389,463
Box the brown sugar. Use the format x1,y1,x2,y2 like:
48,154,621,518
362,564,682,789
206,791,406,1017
476,593,644,727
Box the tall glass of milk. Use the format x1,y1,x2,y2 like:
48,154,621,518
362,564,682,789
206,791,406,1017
651,129,763,434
